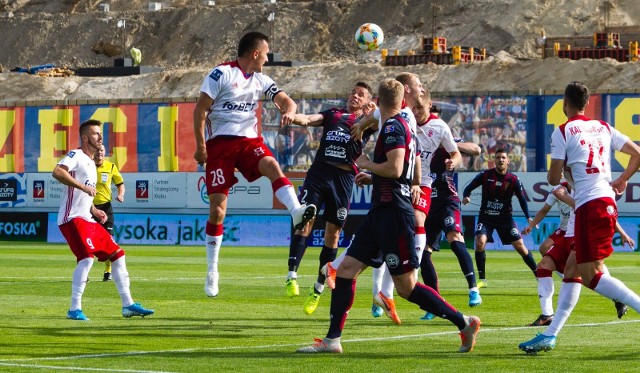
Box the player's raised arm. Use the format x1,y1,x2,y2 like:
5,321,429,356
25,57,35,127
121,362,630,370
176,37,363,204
292,113,324,127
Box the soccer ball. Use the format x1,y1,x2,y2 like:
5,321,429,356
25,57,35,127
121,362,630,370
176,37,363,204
355,23,384,51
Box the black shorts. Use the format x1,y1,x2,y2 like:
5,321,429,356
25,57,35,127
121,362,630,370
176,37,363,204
474,215,521,244
94,201,114,235
298,162,354,228
425,196,462,249
347,206,417,276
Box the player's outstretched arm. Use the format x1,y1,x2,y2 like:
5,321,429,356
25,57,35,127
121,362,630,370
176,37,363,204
291,113,324,127
522,203,552,235
457,142,481,156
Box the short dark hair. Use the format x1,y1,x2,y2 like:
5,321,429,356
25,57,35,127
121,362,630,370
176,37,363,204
564,81,589,110
430,104,441,114
495,148,508,156
238,32,269,57
79,119,101,135
354,81,373,97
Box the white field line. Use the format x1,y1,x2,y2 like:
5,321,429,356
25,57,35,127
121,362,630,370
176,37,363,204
1,318,638,364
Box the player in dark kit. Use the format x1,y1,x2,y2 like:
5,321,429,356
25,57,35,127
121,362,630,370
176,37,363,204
283,82,376,316
297,79,480,354
462,149,536,288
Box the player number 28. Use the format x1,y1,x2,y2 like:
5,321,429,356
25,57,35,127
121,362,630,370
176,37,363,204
209,169,226,187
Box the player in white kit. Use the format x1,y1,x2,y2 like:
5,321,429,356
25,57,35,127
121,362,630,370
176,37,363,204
193,32,316,297
53,119,153,321
519,81,640,352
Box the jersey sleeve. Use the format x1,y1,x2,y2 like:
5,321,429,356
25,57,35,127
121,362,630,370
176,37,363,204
610,126,630,151
544,190,558,207
261,75,282,101
200,66,229,101
112,164,124,185
380,119,407,152
440,123,458,153
463,171,484,197
57,150,80,172
549,128,566,160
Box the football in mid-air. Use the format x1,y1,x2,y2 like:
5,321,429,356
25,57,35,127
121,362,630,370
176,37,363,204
355,23,384,51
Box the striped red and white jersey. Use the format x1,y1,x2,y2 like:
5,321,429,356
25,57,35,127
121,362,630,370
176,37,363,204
550,115,628,208
56,149,97,225
200,60,281,140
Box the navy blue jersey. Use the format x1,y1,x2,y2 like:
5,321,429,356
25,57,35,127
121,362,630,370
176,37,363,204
462,168,530,218
314,108,375,169
371,113,416,213
430,146,458,198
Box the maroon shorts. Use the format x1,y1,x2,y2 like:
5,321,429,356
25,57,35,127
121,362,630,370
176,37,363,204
205,136,274,194
59,218,121,262
545,230,572,274
574,197,617,264
412,186,432,215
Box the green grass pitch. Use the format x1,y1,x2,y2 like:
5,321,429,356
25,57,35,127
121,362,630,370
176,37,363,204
1,242,639,372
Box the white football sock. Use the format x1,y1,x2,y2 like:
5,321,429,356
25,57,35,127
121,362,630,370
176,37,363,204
70,257,94,311
112,256,134,307
372,265,383,296
538,276,555,316
545,281,581,337
206,234,222,273
593,274,640,313
381,265,395,299
332,249,346,269
274,185,300,213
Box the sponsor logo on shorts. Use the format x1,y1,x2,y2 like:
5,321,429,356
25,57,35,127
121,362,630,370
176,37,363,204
606,205,615,215
444,216,454,226
510,228,519,237
337,207,348,221
385,254,400,268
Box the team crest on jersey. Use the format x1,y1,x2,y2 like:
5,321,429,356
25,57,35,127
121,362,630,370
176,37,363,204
428,129,434,137
510,228,519,237
254,147,265,157
385,136,396,144
384,125,395,133
385,254,400,269
209,69,222,81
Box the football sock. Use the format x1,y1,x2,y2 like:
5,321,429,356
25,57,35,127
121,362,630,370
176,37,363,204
317,246,338,284
415,226,426,252
112,256,134,307
273,179,299,212
420,250,439,293
475,250,486,281
205,223,223,273
408,282,466,329
70,257,94,311
327,277,356,339
288,234,307,272
545,278,581,337
450,241,476,288
380,264,394,299
104,260,112,273
590,272,640,313
522,250,537,274
536,268,555,316
372,266,383,296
